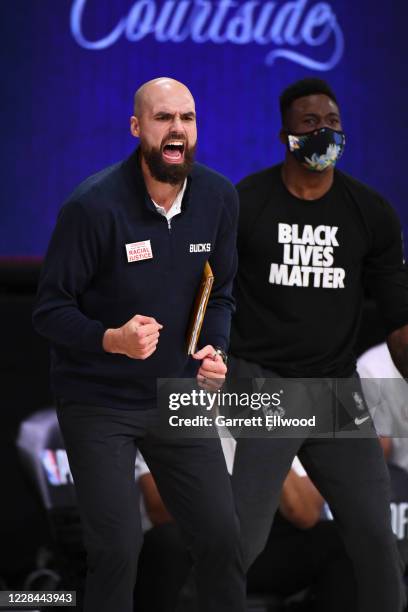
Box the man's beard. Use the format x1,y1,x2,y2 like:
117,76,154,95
140,136,196,185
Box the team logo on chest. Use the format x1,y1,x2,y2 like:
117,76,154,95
269,223,346,289
190,243,211,253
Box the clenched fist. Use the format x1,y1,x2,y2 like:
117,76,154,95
193,345,227,391
103,314,163,359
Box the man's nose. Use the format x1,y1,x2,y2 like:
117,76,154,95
170,114,183,131
318,119,333,130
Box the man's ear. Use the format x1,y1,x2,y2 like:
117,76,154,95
279,128,288,145
130,116,140,138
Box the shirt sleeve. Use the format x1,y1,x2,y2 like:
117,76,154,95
32,200,106,353
134,451,150,480
291,456,307,477
358,344,408,437
364,199,408,334
199,183,239,351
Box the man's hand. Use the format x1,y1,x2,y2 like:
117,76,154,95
103,314,163,359
193,345,227,391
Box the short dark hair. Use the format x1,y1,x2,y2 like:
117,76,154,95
279,78,338,125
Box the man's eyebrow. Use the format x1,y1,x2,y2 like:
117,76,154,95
152,110,196,118
301,111,340,119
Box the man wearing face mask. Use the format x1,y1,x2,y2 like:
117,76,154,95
228,78,408,611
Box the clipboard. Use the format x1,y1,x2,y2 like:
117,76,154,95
186,261,214,355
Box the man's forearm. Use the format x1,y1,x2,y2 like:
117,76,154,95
33,301,106,354
279,470,324,529
387,324,408,378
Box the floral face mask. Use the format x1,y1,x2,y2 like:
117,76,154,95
286,127,346,172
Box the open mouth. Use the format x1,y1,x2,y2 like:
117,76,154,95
162,140,185,163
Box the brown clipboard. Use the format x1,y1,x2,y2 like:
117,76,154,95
186,261,214,355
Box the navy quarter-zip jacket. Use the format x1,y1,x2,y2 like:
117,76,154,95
33,149,238,409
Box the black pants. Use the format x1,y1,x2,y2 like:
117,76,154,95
228,355,407,612
56,401,245,612
248,516,356,612
134,522,192,612
135,514,356,612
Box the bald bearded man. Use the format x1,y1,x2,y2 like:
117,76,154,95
33,78,245,612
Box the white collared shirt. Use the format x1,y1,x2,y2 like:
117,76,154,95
152,179,187,229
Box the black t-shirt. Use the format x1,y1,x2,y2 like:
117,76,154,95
230,164,408,377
